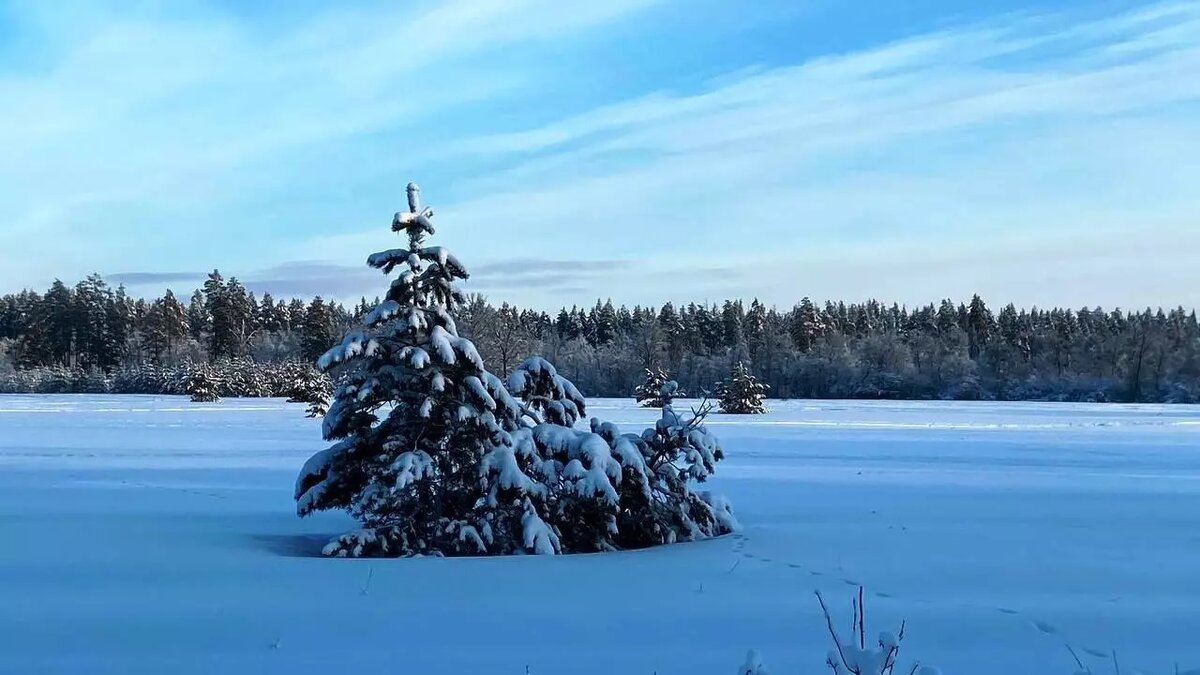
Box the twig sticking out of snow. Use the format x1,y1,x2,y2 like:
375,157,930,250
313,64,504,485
858,586,867,651
816,590,851,672
742,589,940,675
1066,644,1090,674
816,588,929,675
360,567,374,596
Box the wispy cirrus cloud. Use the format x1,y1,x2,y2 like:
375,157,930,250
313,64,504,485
5,1,1200,311
103,258,637,300
407,1,1200,309
104,272,206,286
0,0,663,294
472,259,630,277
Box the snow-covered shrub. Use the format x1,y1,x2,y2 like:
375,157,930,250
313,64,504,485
180,362,222,403
0,367,37,393
1164,382,1199,404
217,358,270,398
71,368,109,394
718,362,769,414
945,374,993,401
745,589,939,675
604,399,739,548
1004,374,1120,403
109,364,167,395
635,367,683,407
293,183,738,557
0,359,336,400
283,362,331,417
507,356,586,427
851,371,908,400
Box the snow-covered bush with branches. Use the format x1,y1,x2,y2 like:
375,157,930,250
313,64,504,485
284,362,332,417
1164,382,1199,404
292,183,737,557
507,356,587,427
613,399,740,547
634,367,683,407
181,362,222,403
718,362,769,414
220,358,272,398
0,359,332,403
742,589,939,675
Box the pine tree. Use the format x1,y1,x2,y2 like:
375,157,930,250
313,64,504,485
553,309,572,339
590,299,617,345
721,300,745,347
299,297,335,363
259,293,282,333
144,290,189,364
203,272,256,360
293,183,737,557
717,362,769,414
790,297,823,352
966,294,993,360
38,280,75,367
744,299,767,360
634,367,683,407
186,290,209,342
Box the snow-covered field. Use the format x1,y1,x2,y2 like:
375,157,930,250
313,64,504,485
1,396,1198,675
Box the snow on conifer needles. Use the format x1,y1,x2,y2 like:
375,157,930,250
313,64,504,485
293,183,738,558
718,362,769,414
635,367,684,408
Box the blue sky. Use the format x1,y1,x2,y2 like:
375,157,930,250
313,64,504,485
1,0,1197,310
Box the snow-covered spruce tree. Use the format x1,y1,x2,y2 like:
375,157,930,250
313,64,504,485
508,358,737,550
181,362,222,403
505,355,625,552
294,184,603,557
293,183,738,557
717,362,769,414
597,398,738,547
285,363,332,417
634,367,683,407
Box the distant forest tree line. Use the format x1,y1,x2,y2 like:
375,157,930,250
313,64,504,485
1,271,1197,403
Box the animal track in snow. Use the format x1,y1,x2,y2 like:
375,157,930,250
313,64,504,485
728,539,1107,666
1032,620,1058,635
